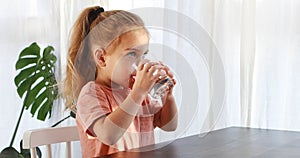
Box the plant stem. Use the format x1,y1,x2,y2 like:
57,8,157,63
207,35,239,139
10,51,41,147
9,104,26,147
10,78,33,147
51,115,71,127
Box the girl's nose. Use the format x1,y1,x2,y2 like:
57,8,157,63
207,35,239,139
136,56,145,65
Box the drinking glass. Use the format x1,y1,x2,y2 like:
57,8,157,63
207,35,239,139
131,58,174,100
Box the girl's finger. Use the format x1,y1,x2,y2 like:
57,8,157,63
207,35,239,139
167,70,174,78
148,65,164,74
137,59,150,71
137,61,145,71
143,62,160,72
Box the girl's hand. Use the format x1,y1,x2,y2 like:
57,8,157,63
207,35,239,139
130,61,165,103
158,62,176,104
159,62,176,93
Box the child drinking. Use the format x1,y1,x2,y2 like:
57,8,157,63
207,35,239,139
63,6,178,157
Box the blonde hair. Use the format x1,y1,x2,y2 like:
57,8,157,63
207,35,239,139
63,6,146,111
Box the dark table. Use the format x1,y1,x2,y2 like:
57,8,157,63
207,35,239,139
99,127,300,158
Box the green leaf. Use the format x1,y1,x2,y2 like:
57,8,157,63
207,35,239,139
14,66,36,87
24,78,46,109
17,72,43,98
15,58,39,70
43,46,54,57
16,75,36,98
30,93,47,115
15,42,58,121
19,42,40,58
37,99,51,121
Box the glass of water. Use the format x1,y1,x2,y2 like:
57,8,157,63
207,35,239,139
131,58,175,100
149,74,174,99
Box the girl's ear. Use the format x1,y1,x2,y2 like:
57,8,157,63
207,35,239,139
94,48,106,67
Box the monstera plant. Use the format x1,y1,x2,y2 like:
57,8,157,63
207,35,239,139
0,42,59,157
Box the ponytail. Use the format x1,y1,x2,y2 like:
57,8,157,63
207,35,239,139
63,6,102,111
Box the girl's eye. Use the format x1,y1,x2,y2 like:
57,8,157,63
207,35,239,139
127,52,136,58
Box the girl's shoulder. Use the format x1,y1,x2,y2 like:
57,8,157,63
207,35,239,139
80,81,128,98
79,81,106,97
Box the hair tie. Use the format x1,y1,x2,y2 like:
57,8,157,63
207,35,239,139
88,7,105,26
95,7,105,14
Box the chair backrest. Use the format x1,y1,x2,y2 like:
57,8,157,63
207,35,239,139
23,126,80,158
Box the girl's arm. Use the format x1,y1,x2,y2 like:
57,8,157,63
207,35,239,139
155,93,178,131
92,91,144,145
92,62,163,145
155,64,178,131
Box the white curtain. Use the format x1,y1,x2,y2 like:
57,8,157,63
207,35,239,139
1,0,299,157
164,0,300,132
250,0,300,131
188,0,300,131
0,0,62,151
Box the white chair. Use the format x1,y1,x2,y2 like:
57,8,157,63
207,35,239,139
23,126,80,158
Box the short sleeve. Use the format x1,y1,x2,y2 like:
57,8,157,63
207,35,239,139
76,82,111,136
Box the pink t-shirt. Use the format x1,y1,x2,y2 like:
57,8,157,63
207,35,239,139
76,81,161,157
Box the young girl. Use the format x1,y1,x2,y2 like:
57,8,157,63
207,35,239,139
63,6,178,157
